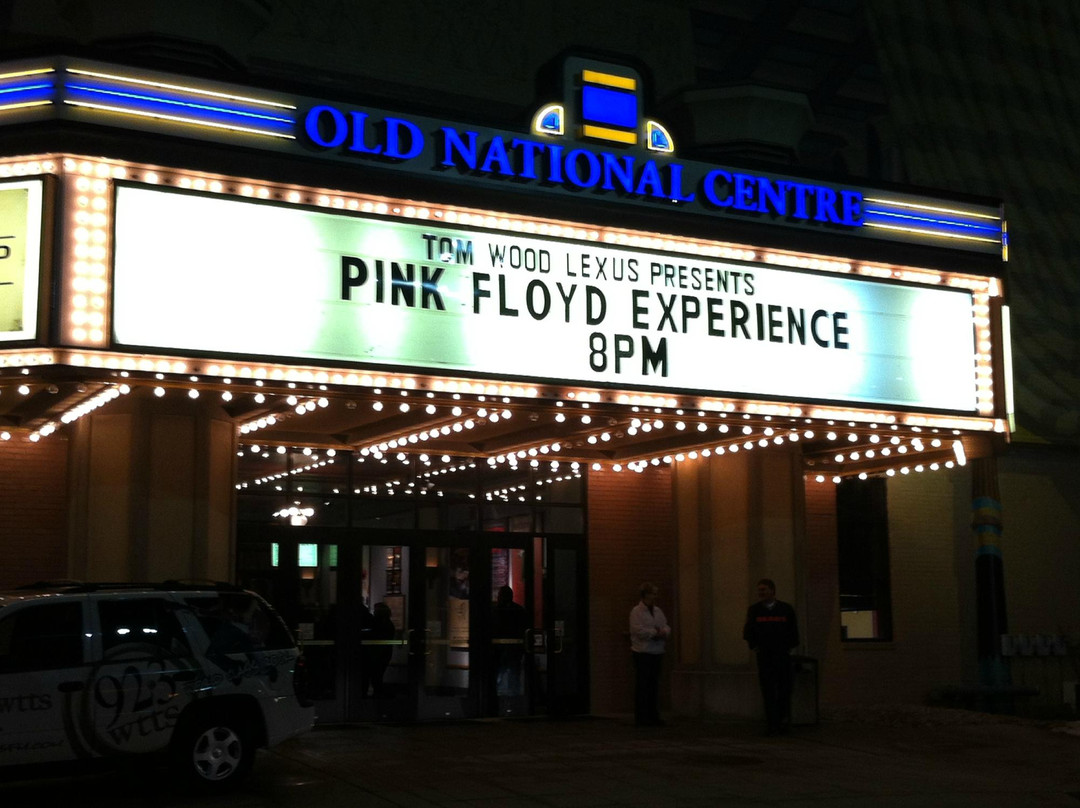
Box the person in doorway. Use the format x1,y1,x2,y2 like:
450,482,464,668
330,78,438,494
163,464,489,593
491,585,529,702
629,582,670,727
360,602,395,698
743,578,799,735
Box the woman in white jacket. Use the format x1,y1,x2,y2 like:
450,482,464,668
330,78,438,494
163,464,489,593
629,582,671,726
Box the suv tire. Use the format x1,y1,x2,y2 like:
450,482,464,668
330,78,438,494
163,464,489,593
173,711,255,789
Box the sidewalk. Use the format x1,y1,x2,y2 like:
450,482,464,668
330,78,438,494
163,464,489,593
269,706,1080,808
2,706,1078,807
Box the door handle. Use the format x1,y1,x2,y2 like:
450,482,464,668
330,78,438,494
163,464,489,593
524,628,541,654
405,629,434,656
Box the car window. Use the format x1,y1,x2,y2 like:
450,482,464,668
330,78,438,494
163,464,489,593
185,594,295,652
0,601,84,672
97,598,193,659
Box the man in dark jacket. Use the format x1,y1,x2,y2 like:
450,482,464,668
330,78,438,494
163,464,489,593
742,578,799,735
360,602,396,698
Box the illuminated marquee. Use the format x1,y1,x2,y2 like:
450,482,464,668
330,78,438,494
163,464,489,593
111,184,979,412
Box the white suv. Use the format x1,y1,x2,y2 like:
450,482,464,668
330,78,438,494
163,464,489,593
0,582,315,789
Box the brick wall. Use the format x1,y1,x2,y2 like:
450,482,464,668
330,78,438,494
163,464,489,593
999,448,1080,637
804,471,971,706
884,470,970,696
0,437,69,588
802,478,841,695
997,448,1080,713
587,464,675,715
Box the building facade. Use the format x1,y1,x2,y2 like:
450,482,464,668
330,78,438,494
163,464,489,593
2,1,1077,721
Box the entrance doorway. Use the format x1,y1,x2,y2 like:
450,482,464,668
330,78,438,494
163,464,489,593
236,527,587,722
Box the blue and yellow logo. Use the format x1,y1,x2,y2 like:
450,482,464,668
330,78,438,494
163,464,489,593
532,62,674,154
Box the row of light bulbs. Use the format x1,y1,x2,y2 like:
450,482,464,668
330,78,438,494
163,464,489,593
483,470,585,503
356,407,514,456
240,441,968,508
2,370,969,487
236,448,336,488
231,402,960,475
27,384,131,442
813,460,963,485
239,395,330,434
41,154,1001,306
1,370,942,434
231,406,969,501
238,442,589,500
0,356,1002,452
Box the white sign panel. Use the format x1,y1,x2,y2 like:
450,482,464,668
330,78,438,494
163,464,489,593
112,186,977,411
0,179,43,341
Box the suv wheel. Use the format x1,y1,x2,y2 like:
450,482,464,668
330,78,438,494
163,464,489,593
174,713,254,788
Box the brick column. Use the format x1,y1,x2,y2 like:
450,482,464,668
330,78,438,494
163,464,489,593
67,392,237,583
972,455,1010,687
669,445,805,718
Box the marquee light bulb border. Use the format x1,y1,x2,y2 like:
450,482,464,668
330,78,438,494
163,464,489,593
0,153,1009,479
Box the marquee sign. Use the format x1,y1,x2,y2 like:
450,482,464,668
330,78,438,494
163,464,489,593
112,185,979,412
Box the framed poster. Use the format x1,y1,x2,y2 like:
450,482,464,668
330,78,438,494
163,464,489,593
0,179,43,341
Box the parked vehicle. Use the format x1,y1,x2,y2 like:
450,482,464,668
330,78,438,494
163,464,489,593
0,581,315,789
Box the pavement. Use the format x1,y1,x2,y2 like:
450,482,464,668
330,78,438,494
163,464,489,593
2,706,1080,807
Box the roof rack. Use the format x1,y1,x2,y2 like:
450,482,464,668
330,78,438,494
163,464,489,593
16,580,243,593
16,579,86,590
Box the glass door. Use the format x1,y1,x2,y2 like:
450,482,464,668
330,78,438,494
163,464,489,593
488,544,532,717
342,542,412,722
482,536,588,718
293,541,343,721
237,532,414,723
236,533,347,722
412,545,475,720
535,536,589,717
237,528,588,722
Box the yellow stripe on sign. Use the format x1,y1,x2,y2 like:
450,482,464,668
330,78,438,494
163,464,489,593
582,70,637,91
582,124,637,144
0,101,53,112
0,68,55,80
862,221,1000,244
863,197,1001,221
63,100,297,139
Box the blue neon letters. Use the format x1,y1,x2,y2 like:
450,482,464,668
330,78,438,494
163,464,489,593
302,105,863,228
305,106,423,160
703,170,862,226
